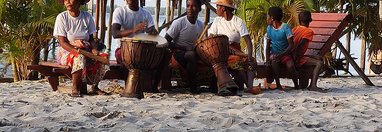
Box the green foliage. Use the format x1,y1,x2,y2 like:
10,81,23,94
236,0,313,60
0,0,65,80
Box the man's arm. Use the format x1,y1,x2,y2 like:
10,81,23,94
112,22,146,38
265,38,271,65
58,36,78,54
294,38,309,60
164,33,188,51
243,35,255,62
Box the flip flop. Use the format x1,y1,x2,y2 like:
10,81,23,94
217,88,234,96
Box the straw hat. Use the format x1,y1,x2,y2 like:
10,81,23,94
58,0,90,5
211,0,237,10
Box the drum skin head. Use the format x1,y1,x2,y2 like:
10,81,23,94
132,33,168,45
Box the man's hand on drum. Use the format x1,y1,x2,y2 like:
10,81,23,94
91,48,99,56
133,22,147,33
146,27,158,35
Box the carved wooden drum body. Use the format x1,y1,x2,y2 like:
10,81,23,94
120,38,166,98
195,35,238,92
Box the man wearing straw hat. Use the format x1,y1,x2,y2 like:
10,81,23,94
208,0,257,95
164,0,204,93
54,0,108,97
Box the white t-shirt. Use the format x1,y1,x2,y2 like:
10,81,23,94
53,10,96,42
112,6,154,37
166,16,204,48
208,15,249,44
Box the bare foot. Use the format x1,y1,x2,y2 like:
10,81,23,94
70,90,82,97
87,85,108,95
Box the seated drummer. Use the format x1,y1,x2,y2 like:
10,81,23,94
112,0,170,94
164,0,204,93
54,0,108,97
208,0,257,95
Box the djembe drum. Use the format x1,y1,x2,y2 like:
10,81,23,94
120,38,167,98
195,35,239,94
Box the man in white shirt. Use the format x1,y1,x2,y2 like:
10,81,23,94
112,0,157,63
208,0,257,95
112,0,170,97
165,0,203,93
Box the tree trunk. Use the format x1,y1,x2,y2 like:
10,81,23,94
106,0,114,52
10,54,19,82
360,33,366,72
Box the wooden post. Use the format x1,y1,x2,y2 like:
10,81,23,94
155,0,161,31
106,0,114,51
95,0,100,38
201,0,217,13
166,0,171,30
100,0,107,43
345,32,351,70
170,0,176,21
177,0,182,17
158,12,187,32
203,0,210,28
336,41,374,86
379,0,382,19
87,0,93,14
360,33,366,72
140,0,145,7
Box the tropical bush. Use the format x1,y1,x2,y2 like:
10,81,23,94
0,0,65,81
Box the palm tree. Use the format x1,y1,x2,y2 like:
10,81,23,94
0,0,64,81
235,0,315,61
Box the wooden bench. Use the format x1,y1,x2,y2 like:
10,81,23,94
27,61,126,91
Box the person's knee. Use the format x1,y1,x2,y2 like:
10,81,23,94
316,60,324,68
184,51,196,61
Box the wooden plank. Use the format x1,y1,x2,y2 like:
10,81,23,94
311,28,335,35
312,35,330,42
308,42,325,49
319,14,351,56
310,21,341,28
27,65,61,76
312,13,348,21
304,49,320,56
201,0,217,13
39,62,70,69
336,41,374,86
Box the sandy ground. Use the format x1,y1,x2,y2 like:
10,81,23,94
0,77,382,131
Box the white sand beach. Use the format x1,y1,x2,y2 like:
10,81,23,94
0,77,382,131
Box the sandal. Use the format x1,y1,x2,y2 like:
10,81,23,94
217,88,234,96
307,87,328,93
